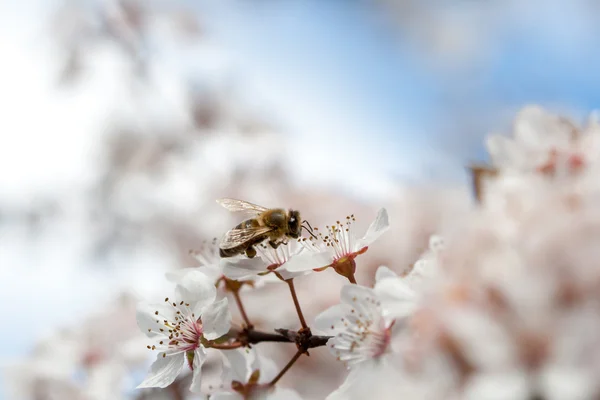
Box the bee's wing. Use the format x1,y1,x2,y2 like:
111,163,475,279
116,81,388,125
219,226,275,250
216,198,270,215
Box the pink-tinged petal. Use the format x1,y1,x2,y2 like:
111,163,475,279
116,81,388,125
175,270,216,312
357,208,389,248
374,278,417,319
221,349,251,384
137,353,184,389
463,371,530,400
210,393,242,400
374,266,397,283
201,298,231,340
189,348,208,393
221,257,267,280
283,251,333,272
136,303,176,338
314,303,353,335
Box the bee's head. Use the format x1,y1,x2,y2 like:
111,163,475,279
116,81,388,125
287,210,301,238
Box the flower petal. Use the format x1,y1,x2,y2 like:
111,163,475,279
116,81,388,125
137,353,184,389
357,208,389,248
283,251,333,272
201,298,231,340
340,285,380,320
314,303,353,335
136,303,176,338
374,265,397,283
221,349,251,384
175,270,216,312
221,257,267,280
374,278,418,319
189,347,208,393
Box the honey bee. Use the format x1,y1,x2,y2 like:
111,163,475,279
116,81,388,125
216,198,314,259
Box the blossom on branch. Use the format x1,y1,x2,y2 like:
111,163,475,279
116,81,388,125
314,281,406,399
285,208,390,282
136,270,232,392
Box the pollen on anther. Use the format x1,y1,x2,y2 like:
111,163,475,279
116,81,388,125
331,325,335,329
155,311,159,315
165,297,169,302
162,353,166,358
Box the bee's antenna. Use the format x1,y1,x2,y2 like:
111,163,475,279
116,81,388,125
302,220,314,232
301,220,318,240
302,225,318,240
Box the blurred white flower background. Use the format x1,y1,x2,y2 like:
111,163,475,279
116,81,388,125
2,1,600,399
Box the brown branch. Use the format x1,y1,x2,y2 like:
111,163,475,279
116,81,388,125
237,327,332,350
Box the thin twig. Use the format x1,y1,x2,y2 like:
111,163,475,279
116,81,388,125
286,279,308,329
269,350,303,386
232,290,252,328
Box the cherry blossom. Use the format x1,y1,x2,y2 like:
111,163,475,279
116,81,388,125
136,270,232,392
284,208,389,281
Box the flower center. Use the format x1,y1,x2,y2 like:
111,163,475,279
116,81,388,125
333,318,395,365
145,298,203,357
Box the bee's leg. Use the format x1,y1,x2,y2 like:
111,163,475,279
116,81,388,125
268,240,282,249
245,246,257,258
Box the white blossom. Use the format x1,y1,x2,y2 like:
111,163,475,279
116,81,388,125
136,270,232,392
314,283,404,399
284,208,389,280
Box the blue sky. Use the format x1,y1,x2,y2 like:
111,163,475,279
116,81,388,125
185,0,600,183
